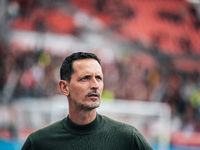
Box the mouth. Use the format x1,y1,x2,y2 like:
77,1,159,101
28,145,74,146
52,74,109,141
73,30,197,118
88,93,99,98
86,91,100,99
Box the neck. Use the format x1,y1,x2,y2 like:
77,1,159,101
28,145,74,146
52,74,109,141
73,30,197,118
69,108,97,125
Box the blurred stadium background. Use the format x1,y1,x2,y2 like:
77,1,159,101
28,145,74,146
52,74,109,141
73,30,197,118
0,0,200,149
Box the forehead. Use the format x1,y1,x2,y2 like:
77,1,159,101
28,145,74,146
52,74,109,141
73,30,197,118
72,59,102,74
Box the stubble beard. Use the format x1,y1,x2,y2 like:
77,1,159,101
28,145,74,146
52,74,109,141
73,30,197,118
79,100,101,110
71,97,101,111
73,90,101,111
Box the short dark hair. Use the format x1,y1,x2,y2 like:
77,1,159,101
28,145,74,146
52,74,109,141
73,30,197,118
60,52,101,82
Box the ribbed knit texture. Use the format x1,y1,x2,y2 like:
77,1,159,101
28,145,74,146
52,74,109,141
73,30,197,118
21,114,153,150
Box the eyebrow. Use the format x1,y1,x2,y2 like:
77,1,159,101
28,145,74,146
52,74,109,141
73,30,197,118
80,73,103,79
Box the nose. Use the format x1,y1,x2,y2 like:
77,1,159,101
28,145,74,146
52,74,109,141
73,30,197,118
90,78,100,89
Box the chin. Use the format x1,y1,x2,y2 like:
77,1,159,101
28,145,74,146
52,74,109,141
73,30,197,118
81,101,101,110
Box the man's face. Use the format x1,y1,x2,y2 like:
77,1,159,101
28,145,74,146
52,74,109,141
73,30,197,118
68,59,104,110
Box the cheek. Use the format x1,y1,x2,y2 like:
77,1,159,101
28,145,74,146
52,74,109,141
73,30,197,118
69,85,86,97
99,83,104,93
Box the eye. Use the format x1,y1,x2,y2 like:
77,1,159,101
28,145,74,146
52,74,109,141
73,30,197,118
80,76,90,81
96,76,103,81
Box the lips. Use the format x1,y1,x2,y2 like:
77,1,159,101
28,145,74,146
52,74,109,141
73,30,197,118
88,93,99,97
86,91,100,98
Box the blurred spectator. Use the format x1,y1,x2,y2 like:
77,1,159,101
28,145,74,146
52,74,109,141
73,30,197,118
0,0,200,136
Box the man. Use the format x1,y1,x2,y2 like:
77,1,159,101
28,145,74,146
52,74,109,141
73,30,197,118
21,52,153,150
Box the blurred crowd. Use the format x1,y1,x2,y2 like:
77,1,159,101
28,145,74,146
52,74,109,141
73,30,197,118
0,0,200,139
1,44,200,134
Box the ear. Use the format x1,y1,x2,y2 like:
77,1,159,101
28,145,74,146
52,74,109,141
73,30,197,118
59,80,70,96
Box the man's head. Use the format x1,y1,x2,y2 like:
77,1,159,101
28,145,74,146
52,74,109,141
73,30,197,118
60,52,101,82
59,52,103,111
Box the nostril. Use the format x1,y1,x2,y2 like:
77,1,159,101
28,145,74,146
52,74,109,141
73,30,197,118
91,84,99,89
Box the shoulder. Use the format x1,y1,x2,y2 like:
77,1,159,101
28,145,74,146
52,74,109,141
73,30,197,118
21,119,65,150
99,115,153,149
99,114,149,140
28,118,65,140
99,114,137,133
